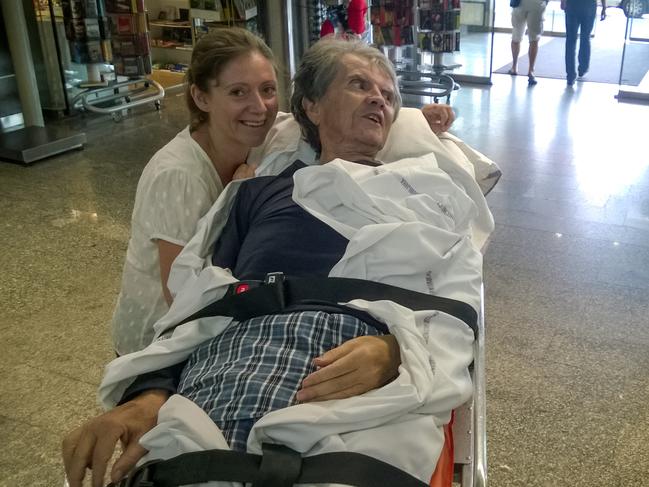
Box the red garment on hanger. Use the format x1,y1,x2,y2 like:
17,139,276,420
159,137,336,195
347,0,368,35
320,19,335,37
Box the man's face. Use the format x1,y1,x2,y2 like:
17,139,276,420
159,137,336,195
304,54,396,162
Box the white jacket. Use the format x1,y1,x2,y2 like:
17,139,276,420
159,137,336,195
98,151,490,485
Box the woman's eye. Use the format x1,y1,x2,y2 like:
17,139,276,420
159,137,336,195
263,86,277,96
350,78,365,89
230,89,245,97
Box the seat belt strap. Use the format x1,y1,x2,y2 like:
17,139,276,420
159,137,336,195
110,444,430,487
161,274,477,337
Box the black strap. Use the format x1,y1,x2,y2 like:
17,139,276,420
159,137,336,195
161,276,477,337
114,445,430,487
253,443,302,487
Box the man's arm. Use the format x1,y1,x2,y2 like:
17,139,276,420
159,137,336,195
297,334,401,402
62,389,168,487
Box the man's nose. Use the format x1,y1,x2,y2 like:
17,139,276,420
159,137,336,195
367,90,386,107
366,85,388,107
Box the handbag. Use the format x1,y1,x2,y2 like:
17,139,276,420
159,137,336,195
510,0,521,6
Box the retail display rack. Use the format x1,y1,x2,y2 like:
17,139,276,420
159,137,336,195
61,0,164,121
147,0,261,89
370,0,462,103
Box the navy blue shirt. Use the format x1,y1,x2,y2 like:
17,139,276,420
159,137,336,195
121,161,385,403
212,161,349,280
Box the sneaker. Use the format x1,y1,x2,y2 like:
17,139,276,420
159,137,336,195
528,74,538,86
567,76,576,86
578,68,588,78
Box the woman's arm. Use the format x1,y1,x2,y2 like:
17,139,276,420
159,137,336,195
157,239,185,305
62,389,169,487
421,104,456,133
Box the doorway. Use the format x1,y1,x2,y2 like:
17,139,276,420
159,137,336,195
491,0,635,85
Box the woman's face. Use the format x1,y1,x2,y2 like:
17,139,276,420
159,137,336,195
197,51,278,149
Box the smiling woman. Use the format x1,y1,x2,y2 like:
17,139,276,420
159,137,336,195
111,28,280,356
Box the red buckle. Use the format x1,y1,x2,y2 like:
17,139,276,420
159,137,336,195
235,283,250,294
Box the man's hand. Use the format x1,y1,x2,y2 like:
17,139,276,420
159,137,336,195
296,335,401,402
62,390,168,487
421,104,455,134
232,163,257,180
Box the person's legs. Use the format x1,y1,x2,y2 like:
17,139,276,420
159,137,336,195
565,10,579,85
526,40,539,84
528,41,539,74
526,0,545,83
511,40,521,74
510,8,526,74
578,7,596,77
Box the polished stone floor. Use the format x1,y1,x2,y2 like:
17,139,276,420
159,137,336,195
1,77,648,486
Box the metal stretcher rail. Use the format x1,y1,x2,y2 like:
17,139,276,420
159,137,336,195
452,284,487,487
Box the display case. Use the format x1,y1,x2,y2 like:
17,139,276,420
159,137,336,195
144,0,261,89
368,0,462,103
146,0,191,88
190,0,261,41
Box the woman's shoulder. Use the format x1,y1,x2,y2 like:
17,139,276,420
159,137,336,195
142,127,216,180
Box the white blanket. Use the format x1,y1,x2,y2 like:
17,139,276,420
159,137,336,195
97,112,495,486
248,109,499,246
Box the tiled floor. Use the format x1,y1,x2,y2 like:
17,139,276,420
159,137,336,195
1,76,648,486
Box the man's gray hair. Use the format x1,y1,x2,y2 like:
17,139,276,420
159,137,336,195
290,37,402,154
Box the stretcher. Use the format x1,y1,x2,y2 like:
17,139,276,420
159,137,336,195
87,108,497,487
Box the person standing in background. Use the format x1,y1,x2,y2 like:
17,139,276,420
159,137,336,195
562,0,607,86
509,0,549,86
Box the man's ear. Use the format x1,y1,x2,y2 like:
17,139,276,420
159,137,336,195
302,97,321,126
190,84,210,112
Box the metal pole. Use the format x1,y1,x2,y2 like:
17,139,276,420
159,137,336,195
262,0,314,110
1,0,45,127
264,0,291,111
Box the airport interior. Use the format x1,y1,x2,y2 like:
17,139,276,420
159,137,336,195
1,0,648,486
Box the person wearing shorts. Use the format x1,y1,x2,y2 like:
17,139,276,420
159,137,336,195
510,0,548,85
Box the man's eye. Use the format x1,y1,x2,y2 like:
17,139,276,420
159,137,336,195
230,88,246,97
350,78,365,89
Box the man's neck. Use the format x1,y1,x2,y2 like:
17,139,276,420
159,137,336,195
320,149,379,165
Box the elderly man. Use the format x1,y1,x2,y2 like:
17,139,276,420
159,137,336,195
63,37,489,487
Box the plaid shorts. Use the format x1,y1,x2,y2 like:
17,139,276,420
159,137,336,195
178,311,382,451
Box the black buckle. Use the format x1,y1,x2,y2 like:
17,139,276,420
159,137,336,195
264,272,286,310
106,459,160,487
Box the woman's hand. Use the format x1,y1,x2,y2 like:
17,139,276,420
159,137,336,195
62,389,168,487
296,335,401,402
232,163,257,180
421,104,456,133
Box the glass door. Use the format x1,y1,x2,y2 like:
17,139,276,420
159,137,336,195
617,11,649,100
437,0,496,81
